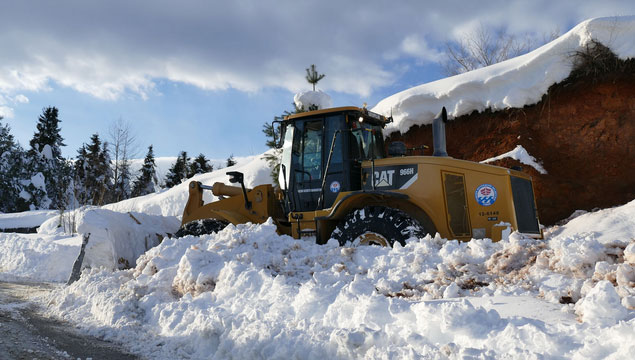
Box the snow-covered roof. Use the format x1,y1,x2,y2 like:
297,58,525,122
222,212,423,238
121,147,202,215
373,16,635,136
294,90,333,110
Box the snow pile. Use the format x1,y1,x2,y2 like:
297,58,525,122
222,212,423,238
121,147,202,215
43,199,635,358
575,280,628,326
104,153,272,217
0,232,82,282
294,90,332,110
481,145,547,174
38,208,180,271
77,209,180,270
0,209,58,230
372,16,635,135
0,208,179,282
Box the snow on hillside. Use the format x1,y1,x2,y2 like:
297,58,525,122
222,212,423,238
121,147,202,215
373,16,635,135
106,153,273,218
128,155,253,187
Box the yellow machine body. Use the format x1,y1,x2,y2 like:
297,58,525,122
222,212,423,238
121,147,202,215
181,106,541,245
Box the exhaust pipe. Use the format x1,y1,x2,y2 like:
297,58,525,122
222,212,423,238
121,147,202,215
433,107,448,157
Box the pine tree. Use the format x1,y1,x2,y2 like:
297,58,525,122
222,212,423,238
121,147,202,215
98,141,114,204
262,120,283,186
79,134,113,205
261,105,299,186
188,153,213,177
26,106,71,209
113,159,132,202
131,145,158,197
0,117,29,212
164,151,190,188
73,144,90,205
305,64,325,91
29,107,65,159
226,154,236,167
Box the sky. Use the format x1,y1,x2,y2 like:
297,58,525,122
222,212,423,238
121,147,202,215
1,1,634,160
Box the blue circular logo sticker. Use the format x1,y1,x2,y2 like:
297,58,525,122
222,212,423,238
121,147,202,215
475,184,497,206
330,181,341,193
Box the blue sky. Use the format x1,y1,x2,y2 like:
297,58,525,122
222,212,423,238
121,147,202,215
1,1,633,159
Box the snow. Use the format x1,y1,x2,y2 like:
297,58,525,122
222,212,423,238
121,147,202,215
40,144,53,160
0,209,57,230
0,151,633,358
372,16,635,136
575,280,628,327
294,90,332,110
0,232,82,282
32,211,634,359
481,145,547,174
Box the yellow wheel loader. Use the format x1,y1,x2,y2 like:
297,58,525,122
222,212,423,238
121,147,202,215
179,106,541,246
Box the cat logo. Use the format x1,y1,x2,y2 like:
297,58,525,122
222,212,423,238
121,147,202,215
374,170,395,187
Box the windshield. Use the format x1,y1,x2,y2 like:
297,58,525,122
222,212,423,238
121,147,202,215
350,120,385,160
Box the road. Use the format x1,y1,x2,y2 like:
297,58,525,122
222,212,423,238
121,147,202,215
0,281,139,360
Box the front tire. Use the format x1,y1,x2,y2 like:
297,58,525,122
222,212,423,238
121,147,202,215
331,206,425,247
175,218,229,238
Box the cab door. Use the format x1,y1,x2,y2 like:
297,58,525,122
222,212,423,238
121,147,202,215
293,119,324,211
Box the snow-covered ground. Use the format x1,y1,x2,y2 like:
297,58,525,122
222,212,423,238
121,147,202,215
0,150,633,359
1,15,634,360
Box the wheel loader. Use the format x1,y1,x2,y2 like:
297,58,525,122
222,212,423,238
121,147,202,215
179,106,542,246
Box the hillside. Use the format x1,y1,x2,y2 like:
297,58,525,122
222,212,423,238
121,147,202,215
373,16,635,224
387,74,635,224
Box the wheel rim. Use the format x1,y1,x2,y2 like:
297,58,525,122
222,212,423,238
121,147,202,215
354,231,389,247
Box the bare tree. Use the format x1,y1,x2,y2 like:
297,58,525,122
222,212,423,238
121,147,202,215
109,117,138,202
441,24,559,76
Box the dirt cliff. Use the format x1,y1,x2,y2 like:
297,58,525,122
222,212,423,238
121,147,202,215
387,73,635,225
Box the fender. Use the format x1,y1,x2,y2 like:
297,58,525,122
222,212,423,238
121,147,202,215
314,190,437,244
317,190,408,221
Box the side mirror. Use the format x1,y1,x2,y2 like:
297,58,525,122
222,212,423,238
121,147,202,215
272,120,284,149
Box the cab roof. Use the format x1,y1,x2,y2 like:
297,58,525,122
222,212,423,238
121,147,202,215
284,107,390,125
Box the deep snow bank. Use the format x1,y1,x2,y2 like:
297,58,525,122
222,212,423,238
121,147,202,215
44,200,635,359
0,209,58,231
0,208,180,282
38,208,180,272
373,16,635,135
0,232,81,282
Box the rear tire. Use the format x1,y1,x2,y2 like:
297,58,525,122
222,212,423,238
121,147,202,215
175,218,229,238
330,206,425,247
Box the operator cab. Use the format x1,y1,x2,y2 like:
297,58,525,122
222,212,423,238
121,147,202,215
277,107,388,213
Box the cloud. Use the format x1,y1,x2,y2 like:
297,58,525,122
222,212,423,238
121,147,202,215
13,94,29,104
399,34,444,62
0,106,14,119
0,1,633,100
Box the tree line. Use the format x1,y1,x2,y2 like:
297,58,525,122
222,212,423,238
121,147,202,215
0,107,229,214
